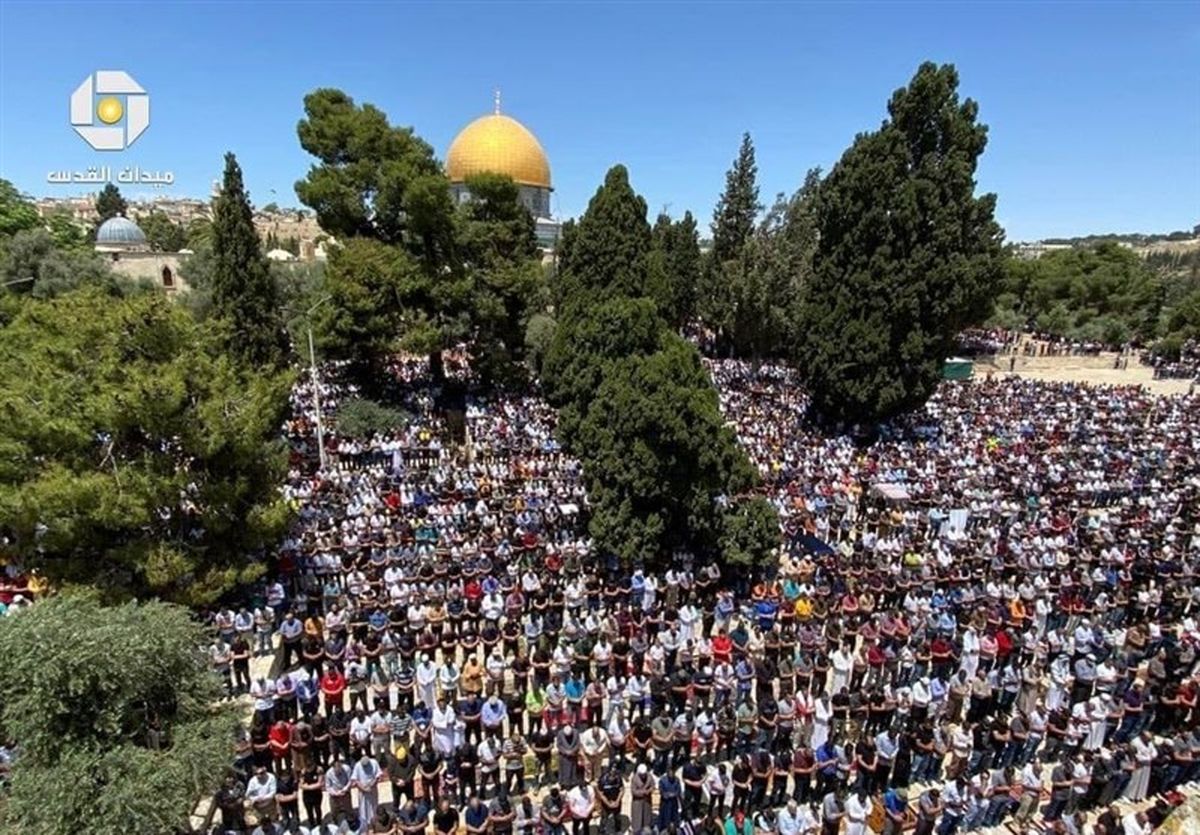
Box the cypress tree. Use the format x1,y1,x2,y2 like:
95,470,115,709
94,183,127,223
564,165,652,303
796,62,1004,423
701,133,762,350
211,152,285,366
710,132,761,265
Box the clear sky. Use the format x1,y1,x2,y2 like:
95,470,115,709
1,1,1197,241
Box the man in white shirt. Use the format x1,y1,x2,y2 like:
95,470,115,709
844,788,871,835
568,782,596,831
245,766,278,823
776,800,802,835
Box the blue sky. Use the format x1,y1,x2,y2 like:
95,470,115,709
1,1,1197,241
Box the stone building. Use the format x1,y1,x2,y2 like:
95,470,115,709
94,216,186,292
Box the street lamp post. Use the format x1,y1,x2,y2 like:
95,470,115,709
305,295,332,470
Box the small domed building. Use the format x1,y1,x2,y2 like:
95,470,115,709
446,94,560,251
94,216,149,253
94,215,185,292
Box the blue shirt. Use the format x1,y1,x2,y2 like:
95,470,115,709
466,804,489,829
481,699,507,726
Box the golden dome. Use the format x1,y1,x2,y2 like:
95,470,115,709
446,112,551,190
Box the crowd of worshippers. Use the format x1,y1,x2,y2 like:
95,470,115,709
206,355,1200,835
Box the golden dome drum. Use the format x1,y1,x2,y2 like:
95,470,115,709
445,113,551,190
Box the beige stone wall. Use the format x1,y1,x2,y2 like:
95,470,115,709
107,252,189,293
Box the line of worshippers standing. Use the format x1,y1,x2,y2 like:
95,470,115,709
211,557,1200,835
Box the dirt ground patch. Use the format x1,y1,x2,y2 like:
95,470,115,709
974,355,1194,395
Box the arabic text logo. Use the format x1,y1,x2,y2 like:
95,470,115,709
71,70,149,151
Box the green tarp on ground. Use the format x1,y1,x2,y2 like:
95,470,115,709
943,357,973,380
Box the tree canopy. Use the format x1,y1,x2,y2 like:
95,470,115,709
0,179,40,238
0,288,293,605
0,594,235,834
295,88,548,385
796,62,1004,423
294,88,454,270
210,152,286,366
1,227,123,298
648,210,702,327
139,209,187,253
544,165,778,573
94,183,127,223
994,243,1162,345
315,236,427,377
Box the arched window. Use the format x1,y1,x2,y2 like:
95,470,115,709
161,265,174,288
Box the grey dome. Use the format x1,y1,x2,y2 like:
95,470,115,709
96,216,146,245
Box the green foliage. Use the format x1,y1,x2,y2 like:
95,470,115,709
0,288,293,604
726,170,822,359
993,243,1163,343
211,153,286,366
796,62,1004,423
456,173,546,381
44,210,87,251
719,496,781,569
261,201,280,214
138,209,187,253
0,594,236,835
649,211,702,326
296,88,507,379
93,183,127,223
294,88,448,262
335,397,410,439
185,216,213,250
544,296,665,444
710,133,761,265
577,334,759,566
524,312,557,376
562,165,652,304
0,179,40,238
1155,288,1200,356
316,237,423,374
0,228,124,298
546,166,778,573
699,133,763,345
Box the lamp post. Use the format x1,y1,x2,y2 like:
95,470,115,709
306,295,331,469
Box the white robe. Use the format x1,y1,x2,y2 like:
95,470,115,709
351,758,381,824
1124,738,1155,801
830,651,852,694
811,698,833,750
432,704,457,755
416,663,438,709
1085,706,1107,751
845,793,871,835
960,630,980,679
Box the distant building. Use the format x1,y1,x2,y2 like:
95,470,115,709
445,94,561,252
1013,241,1074,260
95,216,185,292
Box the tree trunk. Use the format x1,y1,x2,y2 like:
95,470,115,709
429,349,444,384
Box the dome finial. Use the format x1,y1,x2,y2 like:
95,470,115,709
494,88,501,115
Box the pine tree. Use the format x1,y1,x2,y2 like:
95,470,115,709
210,152,285,366
796,62,1004,423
